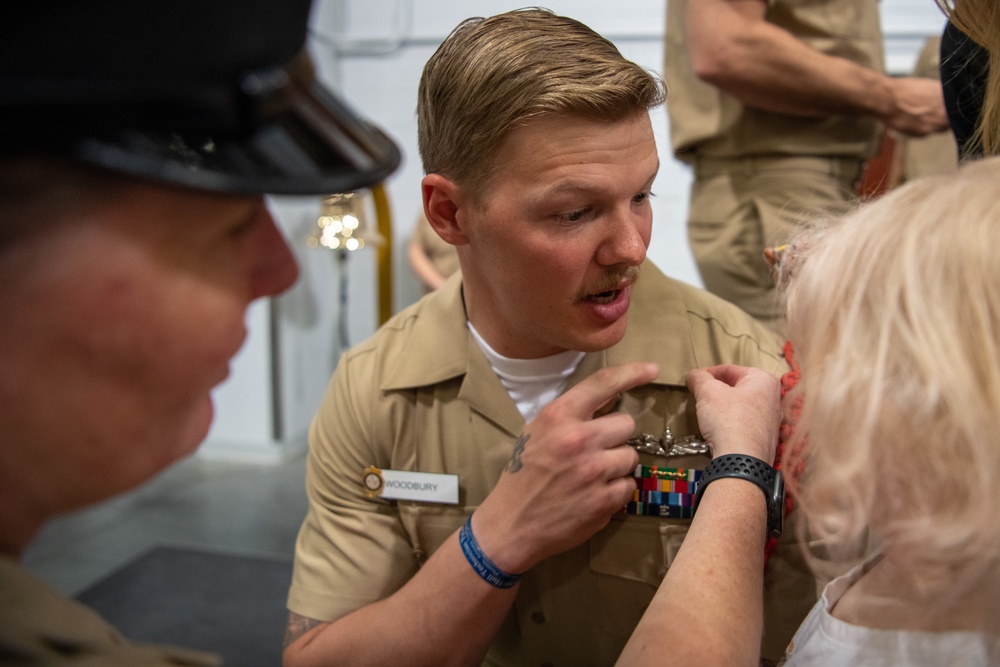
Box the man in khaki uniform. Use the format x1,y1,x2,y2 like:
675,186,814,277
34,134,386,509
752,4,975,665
0,0,400,664
665,0,949,329
285,9,814,666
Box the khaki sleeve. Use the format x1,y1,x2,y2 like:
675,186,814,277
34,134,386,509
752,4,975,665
286,347,419,622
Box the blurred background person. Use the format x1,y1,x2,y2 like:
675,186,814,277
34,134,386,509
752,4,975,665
664,0,949,333
855,36,959,198
0,1,399,663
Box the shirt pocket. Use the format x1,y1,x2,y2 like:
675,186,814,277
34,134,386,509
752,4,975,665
589,514,690,585
582,515,691,646
396,503,468,566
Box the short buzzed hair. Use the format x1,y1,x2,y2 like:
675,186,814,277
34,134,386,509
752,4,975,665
417,8,665,202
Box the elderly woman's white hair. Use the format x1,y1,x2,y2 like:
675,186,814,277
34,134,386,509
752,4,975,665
781,156,1000,635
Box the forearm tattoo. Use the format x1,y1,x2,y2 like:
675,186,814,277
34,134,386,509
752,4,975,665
506,433,529,473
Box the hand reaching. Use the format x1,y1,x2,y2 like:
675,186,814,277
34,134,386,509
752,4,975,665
883,76,949,137
472,362,659,574
685,365,780,464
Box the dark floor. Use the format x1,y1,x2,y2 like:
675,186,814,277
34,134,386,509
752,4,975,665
22,453,309,596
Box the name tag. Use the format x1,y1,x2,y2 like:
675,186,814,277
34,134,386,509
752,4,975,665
362,466,459,504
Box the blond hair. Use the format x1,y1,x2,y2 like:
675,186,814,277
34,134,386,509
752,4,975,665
417,8,665,202
783,157,1000,621
937,0,1000,155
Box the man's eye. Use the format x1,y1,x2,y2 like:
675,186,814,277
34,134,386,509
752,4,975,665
633,190,654,205
559,208,589,223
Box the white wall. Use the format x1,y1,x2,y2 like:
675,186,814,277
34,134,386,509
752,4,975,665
200,0,949,462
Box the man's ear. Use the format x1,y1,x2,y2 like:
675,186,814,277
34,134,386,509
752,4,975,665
422,173,469,246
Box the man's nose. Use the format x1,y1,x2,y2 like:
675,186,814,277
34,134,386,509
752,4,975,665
248,209,301,300
597,210,649,267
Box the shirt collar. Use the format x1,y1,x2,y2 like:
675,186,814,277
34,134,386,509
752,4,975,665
380,271,470,391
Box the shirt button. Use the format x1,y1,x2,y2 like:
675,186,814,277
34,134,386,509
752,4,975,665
531,611,546,624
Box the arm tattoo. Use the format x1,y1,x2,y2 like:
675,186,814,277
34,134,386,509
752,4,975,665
284,611,325,648
506,433,529,473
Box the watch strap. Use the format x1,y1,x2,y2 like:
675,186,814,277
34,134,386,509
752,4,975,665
694,454,784,538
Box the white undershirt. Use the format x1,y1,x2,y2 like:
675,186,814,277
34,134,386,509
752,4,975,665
467,322,584,423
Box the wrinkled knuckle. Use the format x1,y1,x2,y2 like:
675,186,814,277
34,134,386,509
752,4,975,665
576,458,605,485
537,399,569,424
628,446,640,468
557,427,588,458
593,366,621,386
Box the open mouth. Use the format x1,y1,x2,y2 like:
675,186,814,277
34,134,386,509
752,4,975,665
586,289,620,305
579,266,640,307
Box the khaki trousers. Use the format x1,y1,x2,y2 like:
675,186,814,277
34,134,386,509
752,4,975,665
688,155,863,331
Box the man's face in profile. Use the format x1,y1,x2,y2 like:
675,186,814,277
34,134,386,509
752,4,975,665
0,177,299,507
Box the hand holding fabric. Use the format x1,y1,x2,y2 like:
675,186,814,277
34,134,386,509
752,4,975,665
472,362,659,574
686,364,780,463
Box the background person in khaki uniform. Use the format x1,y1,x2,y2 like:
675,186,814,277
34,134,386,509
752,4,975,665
0,1,400,664
665,0,949,330
284,9,816,666
408,210,460,291
862,37,959,193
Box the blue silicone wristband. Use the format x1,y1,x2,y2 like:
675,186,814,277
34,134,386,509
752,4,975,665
458,515,521,589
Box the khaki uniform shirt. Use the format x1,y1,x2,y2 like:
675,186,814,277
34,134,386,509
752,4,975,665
0,555,220,666
665,0,884,161
289,262,814,665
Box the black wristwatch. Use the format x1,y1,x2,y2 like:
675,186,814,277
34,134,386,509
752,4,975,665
694,454,785,538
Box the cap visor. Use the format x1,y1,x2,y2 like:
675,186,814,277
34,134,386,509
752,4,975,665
75,82,401,196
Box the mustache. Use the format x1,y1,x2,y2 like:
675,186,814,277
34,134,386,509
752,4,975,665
577,265,641,300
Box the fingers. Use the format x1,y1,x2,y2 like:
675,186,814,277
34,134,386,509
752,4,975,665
685,367,715,396
885,77,949,136
585,410,642,452
593,393,621,418
557,362,658,419
606,474,641,510
686,363,750,388
687,364,780,409
685,364,782,462
605,437,640,478
687,364,778,397
686,364,741,390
